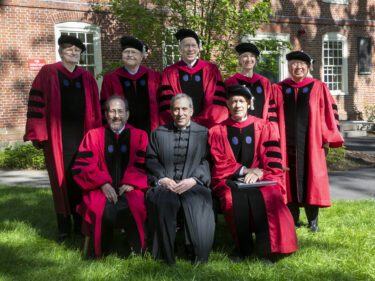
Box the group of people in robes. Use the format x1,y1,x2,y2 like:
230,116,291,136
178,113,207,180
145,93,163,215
24,27,343,264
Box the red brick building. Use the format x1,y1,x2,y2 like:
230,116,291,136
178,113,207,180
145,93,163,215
1,0,374,145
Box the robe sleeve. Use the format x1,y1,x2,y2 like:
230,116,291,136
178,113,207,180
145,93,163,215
120,130,148,189
319,82,344,148
145,130,168,186
190,141,211,187
100,74,113,105
158,68,175,126
72,130,113,191
24,66,49,142
208,126,242,187
268,84,279,124
257,122,285,194
87,72,102,129
193,65,229,128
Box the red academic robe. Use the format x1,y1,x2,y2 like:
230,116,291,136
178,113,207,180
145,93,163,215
24,62,101,216
158,60,228,128
225,73,273,120
72,124,148,258
272,77,344,206
101,65,161,132
209,117,297,254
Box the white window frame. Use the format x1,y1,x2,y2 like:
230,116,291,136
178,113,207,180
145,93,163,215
242,32,290,82
54,22,103,87
322,0,348,5
322,32,348,96
162,27,180,69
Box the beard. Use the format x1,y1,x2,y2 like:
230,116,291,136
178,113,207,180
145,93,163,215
108,118,125,132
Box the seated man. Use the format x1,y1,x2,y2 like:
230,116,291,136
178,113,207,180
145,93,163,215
72,95,148,258
208,85,297,261
146,93,215,265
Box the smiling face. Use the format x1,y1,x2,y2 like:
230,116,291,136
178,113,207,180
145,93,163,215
227,95,250,121
239,51,257,72
288,59,309,82
122,47,143,69
171,97,194,129
179,37,199,64
59,44,82,65
105,98,129,132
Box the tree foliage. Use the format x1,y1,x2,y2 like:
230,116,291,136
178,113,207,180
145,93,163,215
101,0,291,76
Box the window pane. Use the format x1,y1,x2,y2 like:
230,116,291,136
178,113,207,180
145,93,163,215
87,33,94,44
78,33,85,42
87,44,94,54
87,55,95,65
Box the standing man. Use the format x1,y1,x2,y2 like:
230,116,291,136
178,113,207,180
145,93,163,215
24,35,101,241
272,51,344,231
72,96,148,258
209,85,297,260
146,94,215,265
158,28,228,128
225,42,274,120
101,36,161,133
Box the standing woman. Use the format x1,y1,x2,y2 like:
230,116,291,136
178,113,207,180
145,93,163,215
225,43,274,120
24,35,101,241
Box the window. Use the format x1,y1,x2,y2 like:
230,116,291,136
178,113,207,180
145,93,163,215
162,27,180,68
322,0,348,4
55,22,102,84
243,32,290,84
322,33,348,95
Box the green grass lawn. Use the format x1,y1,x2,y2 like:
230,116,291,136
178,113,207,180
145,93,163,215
0,186,374,281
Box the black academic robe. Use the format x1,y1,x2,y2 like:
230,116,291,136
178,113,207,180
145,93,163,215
145,121,215,264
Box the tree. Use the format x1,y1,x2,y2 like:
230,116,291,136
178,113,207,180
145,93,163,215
100,0,291,77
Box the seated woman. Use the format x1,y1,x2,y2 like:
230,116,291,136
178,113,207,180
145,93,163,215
208,85,297,261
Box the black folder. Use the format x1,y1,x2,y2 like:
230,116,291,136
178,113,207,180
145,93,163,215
234,180,277,189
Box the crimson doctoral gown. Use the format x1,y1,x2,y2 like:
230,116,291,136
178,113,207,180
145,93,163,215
225,73,274,120
272,77,344,206
24,62,101,216
158,60,228,128
209,117,297,254
101,65,161,132
72,124,148,258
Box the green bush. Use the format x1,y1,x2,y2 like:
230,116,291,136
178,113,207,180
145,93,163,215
364,105,375,122
326,146,346,164
0,144,46,170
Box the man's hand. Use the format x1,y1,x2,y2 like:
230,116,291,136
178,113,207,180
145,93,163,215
32,140,45,150
119,184,134,196
101,183,118,204
243,168,263,184
159,177,178,191
174,178,196,194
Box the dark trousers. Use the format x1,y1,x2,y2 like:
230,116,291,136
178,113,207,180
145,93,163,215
287,202,319,225
146,184,215,265
101,194,141,255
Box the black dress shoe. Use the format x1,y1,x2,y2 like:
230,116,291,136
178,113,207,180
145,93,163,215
229,248,244,263
58,232,70,242
308,220,320,232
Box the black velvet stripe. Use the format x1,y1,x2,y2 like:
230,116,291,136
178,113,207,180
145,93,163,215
269,99,275,105
136,150,146,158
134,162,145,170
268,162,282,169
27,112,43,119
158,94,174,103
71,168,82,176
265,151,282,159
73,161,90,166
269,116,278,122
159,104,170,112
334,114,339,120
337,125,341,131
216,81,225,87
214,90,226,98
268,108,277,113
29,89,43,98
28,101,45,108
263,141,280,148
213,100,227,107
76,151,94,158
158,85,173,92
332,104,338,110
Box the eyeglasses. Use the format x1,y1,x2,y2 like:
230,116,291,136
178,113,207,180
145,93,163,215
181,44,199,50
108,109,127,116
63,47,82,54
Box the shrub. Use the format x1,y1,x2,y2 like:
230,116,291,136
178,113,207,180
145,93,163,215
0,144,46,170
364,105,375,122
326,146,346,164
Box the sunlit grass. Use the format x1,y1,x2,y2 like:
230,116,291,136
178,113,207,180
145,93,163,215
0,186,374,281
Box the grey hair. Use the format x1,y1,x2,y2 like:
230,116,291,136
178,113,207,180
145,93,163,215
170,93,194,110
105,95,129,112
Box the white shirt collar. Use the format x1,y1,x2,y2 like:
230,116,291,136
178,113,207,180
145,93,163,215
111,125,125,134
231,115,248,122
183,58,198,68
124,65,140,75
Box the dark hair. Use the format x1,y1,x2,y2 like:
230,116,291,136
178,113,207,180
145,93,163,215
105,95,129,112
